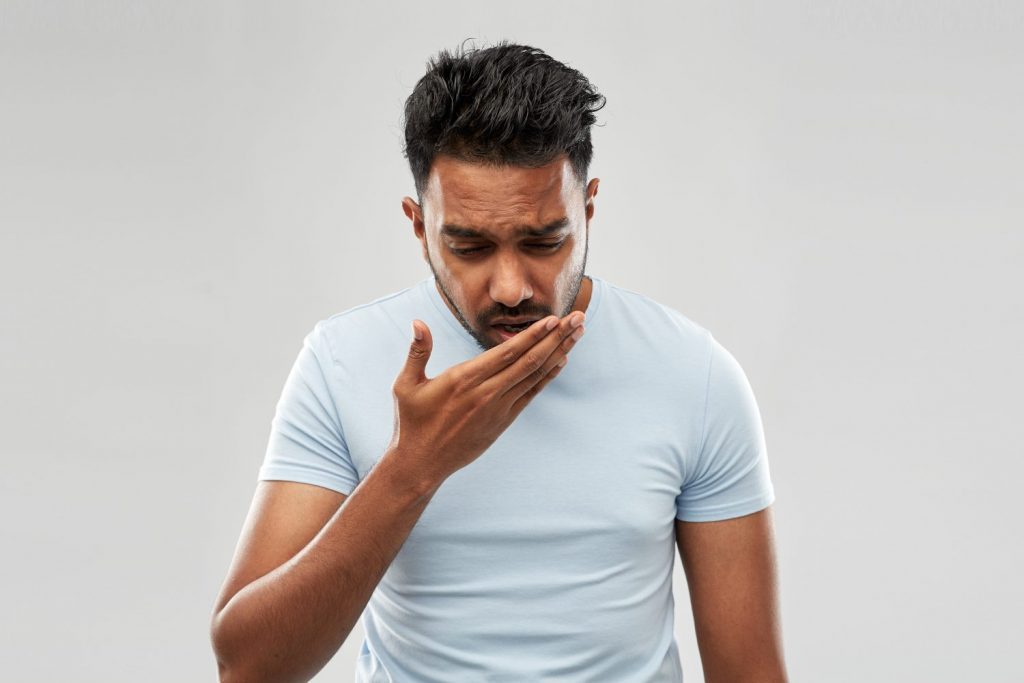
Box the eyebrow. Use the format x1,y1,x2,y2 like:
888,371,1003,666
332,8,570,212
440,217,570,239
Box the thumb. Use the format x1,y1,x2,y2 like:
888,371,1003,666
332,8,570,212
402,319,432,385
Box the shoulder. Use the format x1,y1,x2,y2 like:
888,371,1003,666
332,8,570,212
598,278,710,338
311,282,421,362
595,277,714,368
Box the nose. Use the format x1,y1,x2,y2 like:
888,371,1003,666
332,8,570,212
489,253,533,309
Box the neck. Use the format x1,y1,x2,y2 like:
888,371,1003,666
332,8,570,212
571,275,593,315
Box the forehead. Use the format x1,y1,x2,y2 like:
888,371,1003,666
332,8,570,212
424,153,577,229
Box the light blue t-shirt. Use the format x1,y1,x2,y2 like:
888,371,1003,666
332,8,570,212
258,274,775,682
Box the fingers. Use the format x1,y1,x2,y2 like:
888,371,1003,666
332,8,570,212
398,319,433,387
501,316,584,403
464,315,561,384
506,337,574,417
500,312,584,390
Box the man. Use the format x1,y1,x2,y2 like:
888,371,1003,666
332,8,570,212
211,41,787,682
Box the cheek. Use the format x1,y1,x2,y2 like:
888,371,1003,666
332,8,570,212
552,260,575,302
447,275,484,321
555,244,586,304
432,248,463,282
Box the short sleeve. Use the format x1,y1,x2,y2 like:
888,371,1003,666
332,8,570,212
257,321,360,495
675,333,776,521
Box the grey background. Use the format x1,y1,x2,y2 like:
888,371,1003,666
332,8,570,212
2,1,1021,681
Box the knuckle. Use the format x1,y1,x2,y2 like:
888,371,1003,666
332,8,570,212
391,378,405,398
522,352,543,373
449,371,471,394
476,387,498,407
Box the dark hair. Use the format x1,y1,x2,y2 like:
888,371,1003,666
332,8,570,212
402,39,606,203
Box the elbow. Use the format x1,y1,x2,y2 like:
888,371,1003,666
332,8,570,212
211,643,249,683
210,610,248,683
215,660,236,683
217,667,251,683
210,609,282,683
209,612,228,679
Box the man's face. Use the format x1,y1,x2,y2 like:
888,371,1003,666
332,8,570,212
402,152,600,351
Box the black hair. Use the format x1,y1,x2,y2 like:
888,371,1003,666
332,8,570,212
402,39,606,203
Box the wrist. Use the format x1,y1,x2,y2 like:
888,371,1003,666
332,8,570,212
377,446,447,501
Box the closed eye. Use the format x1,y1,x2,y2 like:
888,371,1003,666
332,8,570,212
451,242,565,256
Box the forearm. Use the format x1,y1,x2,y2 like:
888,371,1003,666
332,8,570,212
211,449,442,683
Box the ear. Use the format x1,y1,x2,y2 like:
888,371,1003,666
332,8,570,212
584,178,600,223
402,196,429,262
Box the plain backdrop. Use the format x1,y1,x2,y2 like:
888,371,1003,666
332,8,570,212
2,1,1022,681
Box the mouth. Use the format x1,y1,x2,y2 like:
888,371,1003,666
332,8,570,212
491,320,536,340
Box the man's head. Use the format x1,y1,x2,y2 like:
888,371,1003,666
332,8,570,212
400,40,606,351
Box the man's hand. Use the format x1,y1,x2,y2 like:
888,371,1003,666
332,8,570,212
385,312,585,488
210,312,589,683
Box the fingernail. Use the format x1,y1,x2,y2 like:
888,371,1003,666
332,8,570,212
545,317,559,330
571,326,584,341
571,313,584,329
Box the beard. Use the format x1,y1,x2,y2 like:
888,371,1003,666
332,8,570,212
426,231,589,352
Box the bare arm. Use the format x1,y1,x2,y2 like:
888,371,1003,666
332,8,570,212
210,455,440,682
675,506,788,683
210,312,585,682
